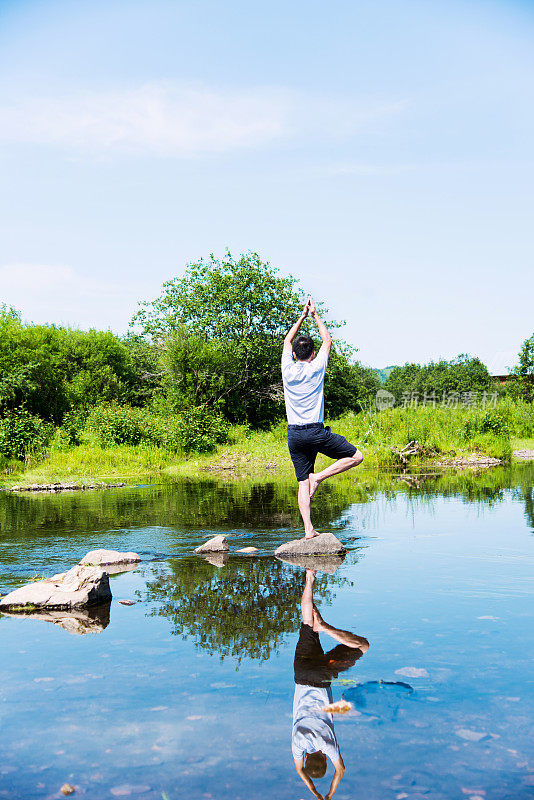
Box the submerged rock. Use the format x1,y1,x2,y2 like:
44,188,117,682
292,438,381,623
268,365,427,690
236,547,259,554
0,565,111,611
194,535,229,553
274,532,346,557
275,553,346,574
80,549,140,566
0,603,110,634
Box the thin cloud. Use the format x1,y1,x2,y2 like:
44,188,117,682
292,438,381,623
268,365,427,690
0,82,405,157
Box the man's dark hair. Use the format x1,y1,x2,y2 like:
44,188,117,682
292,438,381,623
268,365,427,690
293,335,315,361
304,752,327,779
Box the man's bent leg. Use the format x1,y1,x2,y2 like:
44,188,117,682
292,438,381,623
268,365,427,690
298,479,319,538
309,449,363,499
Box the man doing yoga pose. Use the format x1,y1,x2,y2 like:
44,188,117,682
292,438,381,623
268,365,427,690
282,298,363,539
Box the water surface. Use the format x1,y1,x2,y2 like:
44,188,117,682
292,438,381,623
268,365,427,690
1,467,533,799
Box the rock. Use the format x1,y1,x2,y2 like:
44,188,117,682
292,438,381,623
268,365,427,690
455,728,488,742
10,482,125,492
60,784,76,795
395,667,429,678
80,549,140,566
0,604,110,634
0,565,111,611
236,547,258,554
118,599,135,606
274,532,346,557
275,553,346,574
194,535,229,553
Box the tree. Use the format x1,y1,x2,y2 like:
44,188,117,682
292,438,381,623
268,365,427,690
507,333,534,402
0,306,136,422
132,251,326,426
131,250,377,426
324,343,380,417
384,355,495,403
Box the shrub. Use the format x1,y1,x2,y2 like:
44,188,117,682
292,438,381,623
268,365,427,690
176,407,229,453
0,408,53,461
84,403,228,453
61,407,90,446
86,404,167,448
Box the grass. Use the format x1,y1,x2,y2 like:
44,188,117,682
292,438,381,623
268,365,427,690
7,443,174,485
2,399,533,487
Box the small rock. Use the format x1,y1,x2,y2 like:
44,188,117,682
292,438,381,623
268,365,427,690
274,532,346,557
118,600,135,606
110,786,150,797
194,535,229,553
236,547,258,553
80,549,140,566
395,667,429,678
456,728,488,742
60,784,76,796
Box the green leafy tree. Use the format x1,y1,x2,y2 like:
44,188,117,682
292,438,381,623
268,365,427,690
0,307,136,422
507,333,534,402
132,251,311,426
132,250,371,426
324,343,380,417
385,355,495,403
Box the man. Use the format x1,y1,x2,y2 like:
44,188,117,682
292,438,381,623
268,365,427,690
292,569,369,800
282,298,363,538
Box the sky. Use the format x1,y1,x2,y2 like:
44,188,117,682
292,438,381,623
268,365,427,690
1,0,533,372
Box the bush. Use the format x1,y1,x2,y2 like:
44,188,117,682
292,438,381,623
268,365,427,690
176,407,229,454
0,408,53,461
61,407,90,446
86,404,169,448
84,403,228,454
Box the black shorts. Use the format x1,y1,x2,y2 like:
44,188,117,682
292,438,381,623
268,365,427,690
294,623,331,688
287,423,357,482
294,624,365,687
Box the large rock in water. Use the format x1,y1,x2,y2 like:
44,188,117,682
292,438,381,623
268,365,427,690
274,532,346,557
0,565,111,611
80,549,140,566
194,535,229,553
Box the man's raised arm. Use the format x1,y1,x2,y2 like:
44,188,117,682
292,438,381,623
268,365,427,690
308,298,332,359
283,300,310,355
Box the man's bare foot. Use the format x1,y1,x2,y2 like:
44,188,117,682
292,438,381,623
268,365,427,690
304,528,320,539
308,473,321,499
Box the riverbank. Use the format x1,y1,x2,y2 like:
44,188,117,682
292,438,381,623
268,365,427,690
2,403,533,488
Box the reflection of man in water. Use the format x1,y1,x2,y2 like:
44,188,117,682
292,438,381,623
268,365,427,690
293,570,369,800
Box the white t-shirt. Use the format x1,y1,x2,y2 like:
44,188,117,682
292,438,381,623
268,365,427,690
291,684,340,763
281,349,328,425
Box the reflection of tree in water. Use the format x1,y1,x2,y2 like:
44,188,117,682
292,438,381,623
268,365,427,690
523,484,534,532
144,556,351,664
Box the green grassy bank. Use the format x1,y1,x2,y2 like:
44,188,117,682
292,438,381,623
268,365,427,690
2,399,533,487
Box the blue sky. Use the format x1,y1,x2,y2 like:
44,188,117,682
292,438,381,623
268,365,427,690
1,0,533,371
